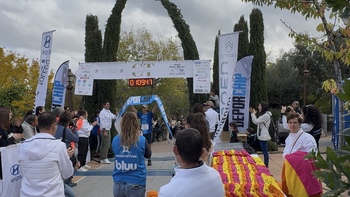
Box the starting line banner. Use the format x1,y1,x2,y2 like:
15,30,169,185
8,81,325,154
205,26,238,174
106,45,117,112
114,95,173,139
74,60,211,96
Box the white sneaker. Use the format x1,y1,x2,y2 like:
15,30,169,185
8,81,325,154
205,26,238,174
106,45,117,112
100,159,111,164
77,167,88,172
83,164,91,168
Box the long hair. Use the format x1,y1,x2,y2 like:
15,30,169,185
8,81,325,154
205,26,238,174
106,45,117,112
301,105,322,128
0,108,10,130
191,103,205,116
186,113,211,152
120,112,140,148
260,102,269,115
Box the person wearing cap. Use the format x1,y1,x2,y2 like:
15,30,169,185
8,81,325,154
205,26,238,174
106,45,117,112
131,104,157,166
203,101,219,140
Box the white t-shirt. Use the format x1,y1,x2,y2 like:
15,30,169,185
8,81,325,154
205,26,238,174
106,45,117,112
282,129,317,159
205,108,219,133
159,163,224,197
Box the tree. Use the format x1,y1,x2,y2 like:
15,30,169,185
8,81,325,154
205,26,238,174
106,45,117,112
0,48,54,116
83,14,103,116
249,8,267,108
160,0,207,108
234,15,250,61
212,31,220,97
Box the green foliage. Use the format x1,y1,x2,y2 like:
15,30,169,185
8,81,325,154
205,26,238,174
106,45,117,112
249,8,267,107
234,15,249,61
160,0,207,107
212,32,219,96
337,79,350,101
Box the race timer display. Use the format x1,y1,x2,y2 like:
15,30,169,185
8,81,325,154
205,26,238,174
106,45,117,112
128,78,154,87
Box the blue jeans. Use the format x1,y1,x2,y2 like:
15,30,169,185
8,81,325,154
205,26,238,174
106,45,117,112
113,182,145,197
259,140,269,167
64,183,75,197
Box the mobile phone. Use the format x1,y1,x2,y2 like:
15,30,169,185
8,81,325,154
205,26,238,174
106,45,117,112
70,142,75,149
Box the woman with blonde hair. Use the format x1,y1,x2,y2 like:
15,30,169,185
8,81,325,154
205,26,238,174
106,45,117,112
112,112,152,197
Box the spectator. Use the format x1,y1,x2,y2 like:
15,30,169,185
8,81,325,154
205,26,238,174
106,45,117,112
0,107,23,147
90,110,101,156
21,114,38,139
158,128,224,197
131,104,157,166
209,89,220,113
19,112,74,197
35,106,45,116
281,112,321,196
249,102,272,167
76,110,98,172
99,100,118,164
112,112,151,197
301,105,323,149
203,101,219,140
291,101,301,114
185,113,212,164
229,122,239,143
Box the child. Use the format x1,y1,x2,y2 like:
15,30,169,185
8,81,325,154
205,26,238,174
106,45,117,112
229,122,239,143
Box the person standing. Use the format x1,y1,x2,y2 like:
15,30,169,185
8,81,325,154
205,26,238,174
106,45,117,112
291,101,301,114
203,101,219,140
19,112,74,197
131,104,157,166
209,89,220,113
99,100,118,164
76,110,98,172
111,112,152,197
158,128,224,197
249,102,272,167
300,105,323,149
21,114,38,139
0,107,23,146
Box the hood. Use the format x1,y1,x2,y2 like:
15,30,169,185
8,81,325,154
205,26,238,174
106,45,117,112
20,133,62,160
266,111,272,116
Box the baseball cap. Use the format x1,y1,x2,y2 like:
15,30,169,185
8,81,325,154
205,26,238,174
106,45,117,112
203,101,214,107
141,104,148,108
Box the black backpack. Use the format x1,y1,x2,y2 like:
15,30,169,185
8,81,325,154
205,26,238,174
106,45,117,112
263,115,277,143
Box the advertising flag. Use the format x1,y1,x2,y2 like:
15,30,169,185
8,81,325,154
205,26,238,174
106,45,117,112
34,30,55,111
229,56,253,132
51,61,69,111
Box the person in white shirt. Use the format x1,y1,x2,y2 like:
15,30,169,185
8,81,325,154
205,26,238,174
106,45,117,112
21,114,38,139
282,112,317,159
203,101,219,139
159,128,224,197
99,100,118,164
19,112,74,197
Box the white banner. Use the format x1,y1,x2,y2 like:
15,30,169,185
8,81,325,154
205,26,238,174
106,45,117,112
229,56,253,132
0,144,22,197
74,60,211,96
218,32,239,118
214,32,239,143
51,61,69,111
193,60,211,94
34,30,54,111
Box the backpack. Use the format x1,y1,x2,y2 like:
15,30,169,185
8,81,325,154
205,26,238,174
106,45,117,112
263,115,277,143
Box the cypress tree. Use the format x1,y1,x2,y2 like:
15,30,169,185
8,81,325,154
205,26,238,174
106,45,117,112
83,14,102,116
160,0,207,107
249,8,267,108
212,30,220,96
234,15,249,61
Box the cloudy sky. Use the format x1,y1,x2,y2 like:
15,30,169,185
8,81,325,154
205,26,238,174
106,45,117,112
0,0,321,74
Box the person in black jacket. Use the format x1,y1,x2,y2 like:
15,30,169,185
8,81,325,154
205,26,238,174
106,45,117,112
0,107,23,147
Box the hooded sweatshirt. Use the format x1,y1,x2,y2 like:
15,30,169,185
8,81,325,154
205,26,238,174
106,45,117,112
250,111,272,141
18,133,74,197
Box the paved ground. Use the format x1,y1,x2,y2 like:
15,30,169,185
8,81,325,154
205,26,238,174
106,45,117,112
72,133,334,197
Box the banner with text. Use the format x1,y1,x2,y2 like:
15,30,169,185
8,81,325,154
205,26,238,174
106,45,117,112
214,32,239,143
34,30,54,111
51,61,69,111
229,56,253,132
74,60,211,95
193,60,211,94
114,95,173,139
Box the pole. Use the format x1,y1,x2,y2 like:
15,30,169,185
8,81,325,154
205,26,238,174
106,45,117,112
67,84,73,112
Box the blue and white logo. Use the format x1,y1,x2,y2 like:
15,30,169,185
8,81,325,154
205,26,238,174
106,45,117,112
10,164,20,176
43,35,51,48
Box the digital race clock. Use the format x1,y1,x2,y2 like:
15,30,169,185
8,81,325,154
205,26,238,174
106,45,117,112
128,78,154,87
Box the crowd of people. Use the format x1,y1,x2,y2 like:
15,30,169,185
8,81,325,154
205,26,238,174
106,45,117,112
0,94,326,196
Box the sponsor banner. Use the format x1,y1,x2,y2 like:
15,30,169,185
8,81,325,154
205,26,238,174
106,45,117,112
218,32,239,118
193,60,211,94
214,32,239,143
75,60,210,96
229,56,253,132
0,144,22,197
114,95,173,139
34,30,54,111
51,61,69,111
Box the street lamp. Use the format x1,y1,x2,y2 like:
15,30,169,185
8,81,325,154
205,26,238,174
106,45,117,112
303,65,310,106
66,69,76,111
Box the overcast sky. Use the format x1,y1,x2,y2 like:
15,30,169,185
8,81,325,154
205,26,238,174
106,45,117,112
0,0,321,74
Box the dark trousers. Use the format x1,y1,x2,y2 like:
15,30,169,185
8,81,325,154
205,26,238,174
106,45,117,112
78,137,89,167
